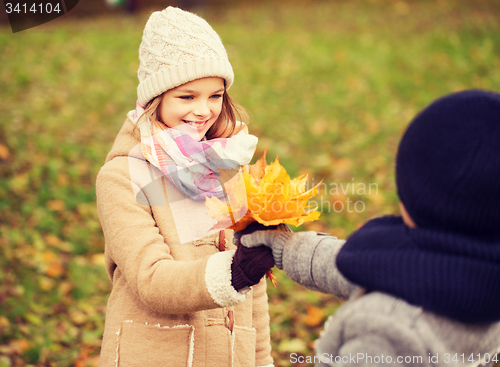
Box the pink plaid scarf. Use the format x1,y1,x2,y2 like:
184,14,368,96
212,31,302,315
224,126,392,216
133,102,258,201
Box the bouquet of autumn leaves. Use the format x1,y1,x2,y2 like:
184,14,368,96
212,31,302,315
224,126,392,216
205,150,321,286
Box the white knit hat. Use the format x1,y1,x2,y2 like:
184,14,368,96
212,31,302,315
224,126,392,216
137,7,234,106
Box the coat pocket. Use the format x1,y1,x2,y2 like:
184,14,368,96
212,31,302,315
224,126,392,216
232,326,257,367
117,321,194,367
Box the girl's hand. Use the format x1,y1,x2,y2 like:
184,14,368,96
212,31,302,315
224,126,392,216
230,223,276,291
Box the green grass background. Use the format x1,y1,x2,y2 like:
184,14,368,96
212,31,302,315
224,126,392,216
1,1,500,365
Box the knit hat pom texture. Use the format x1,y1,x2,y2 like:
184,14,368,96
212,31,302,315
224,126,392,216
137,7,234,106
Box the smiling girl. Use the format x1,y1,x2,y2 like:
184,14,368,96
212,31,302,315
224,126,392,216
96,7,275,367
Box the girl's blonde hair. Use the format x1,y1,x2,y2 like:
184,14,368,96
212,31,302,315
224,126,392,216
136,84,248,140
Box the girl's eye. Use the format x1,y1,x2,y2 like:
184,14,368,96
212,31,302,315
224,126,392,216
179,95,193,100
210,94,223,99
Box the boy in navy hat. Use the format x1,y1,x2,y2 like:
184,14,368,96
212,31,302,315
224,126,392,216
236,90,500,366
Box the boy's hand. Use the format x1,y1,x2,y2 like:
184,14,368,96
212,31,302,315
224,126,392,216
237,223,294,270
232,222,277,246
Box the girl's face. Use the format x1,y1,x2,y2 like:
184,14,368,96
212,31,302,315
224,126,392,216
159,77,225,141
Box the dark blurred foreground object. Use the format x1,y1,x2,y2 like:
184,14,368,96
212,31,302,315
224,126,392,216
105,0,137,13
104,0,205,14
177,0,205,10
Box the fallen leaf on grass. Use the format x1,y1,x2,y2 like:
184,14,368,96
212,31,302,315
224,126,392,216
43,251,64,277
46,200,65,211
304,305,324,327
0,144,9,160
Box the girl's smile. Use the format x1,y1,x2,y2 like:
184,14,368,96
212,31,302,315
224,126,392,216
183,119,210,130
159,77,225,140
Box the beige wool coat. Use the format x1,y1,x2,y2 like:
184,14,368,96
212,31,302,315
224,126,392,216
96,113,274,367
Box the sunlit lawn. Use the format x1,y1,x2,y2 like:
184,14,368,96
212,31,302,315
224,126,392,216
1,1,499,365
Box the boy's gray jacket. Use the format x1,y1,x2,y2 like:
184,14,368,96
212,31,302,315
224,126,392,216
276,232,500,367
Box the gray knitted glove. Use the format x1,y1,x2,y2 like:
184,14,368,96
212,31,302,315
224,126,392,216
238,223,294,269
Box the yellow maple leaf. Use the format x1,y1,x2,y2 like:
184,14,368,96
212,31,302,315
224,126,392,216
206,149,321,231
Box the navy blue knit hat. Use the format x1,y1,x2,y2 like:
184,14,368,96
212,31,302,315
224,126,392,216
337,90,500,323
396,89,500,241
